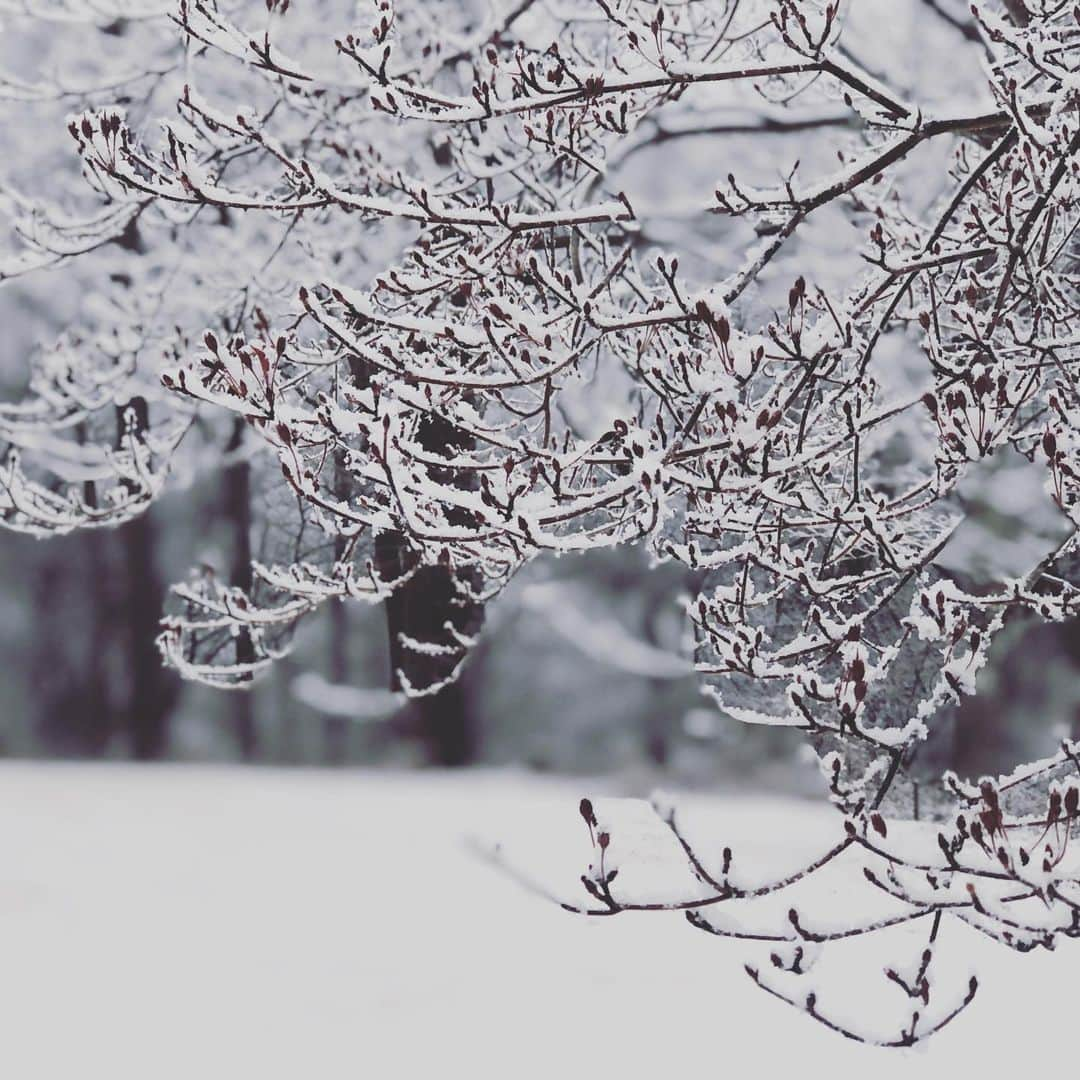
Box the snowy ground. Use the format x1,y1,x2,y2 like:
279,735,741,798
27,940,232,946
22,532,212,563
0,764,1072,1079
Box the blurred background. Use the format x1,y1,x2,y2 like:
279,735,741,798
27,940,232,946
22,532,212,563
0,488,1076,788
0,0,1076,793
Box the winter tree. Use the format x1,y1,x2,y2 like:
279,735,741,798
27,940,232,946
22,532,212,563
2,0,1079,1045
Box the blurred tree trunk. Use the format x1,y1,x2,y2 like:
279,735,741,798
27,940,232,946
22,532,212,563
224,416,258,760
85,532,113,753
120,507,174,759
32,424,115,754
81,429,116,752
273,654,301,762
378,541,481,767
345,350,483,766
30,530,113,754
115,399,176,759
30,405,178,758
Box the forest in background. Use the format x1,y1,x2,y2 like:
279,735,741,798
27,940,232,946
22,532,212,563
0,439,1075,779
0,0,1076,784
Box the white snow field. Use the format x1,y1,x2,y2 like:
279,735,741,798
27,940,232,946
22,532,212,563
0,764,1071,1079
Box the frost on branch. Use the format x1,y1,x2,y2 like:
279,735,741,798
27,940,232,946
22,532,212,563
2,0,1079,1045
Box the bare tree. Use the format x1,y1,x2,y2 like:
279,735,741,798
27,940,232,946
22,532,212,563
2,0,1078,1042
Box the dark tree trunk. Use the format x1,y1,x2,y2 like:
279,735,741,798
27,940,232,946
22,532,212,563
346,348,484,766
376,528,482,767
70,428,114,753
33,410,178,759
224,416,258,760
85,531,114,753
121,507,174,760
416,674,475,768
114,398,176,759
30,529,114,755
